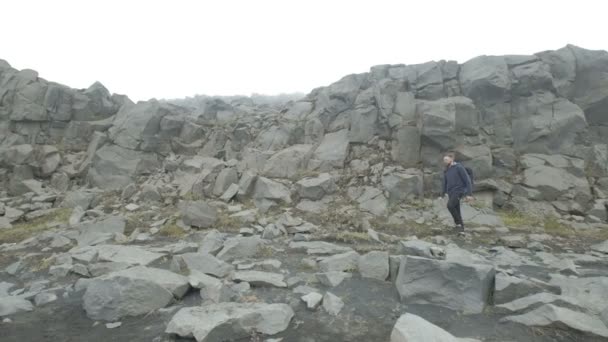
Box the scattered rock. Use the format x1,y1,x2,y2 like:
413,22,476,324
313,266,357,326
83,266,189,321
395,256,495,314
216,236,265,261
232,271,287,288
0,296,34,316
322,292,344,316
358,251,389,280
318,251,360,272
171,253,233,278
289,241,353,255
179,200,218,228
501,304,608,338
316,272,352,287
301,292,323,310
165,303,294,342
391,312,471,342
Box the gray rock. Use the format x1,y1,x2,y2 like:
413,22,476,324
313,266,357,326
309,129,349,170
494,273,561,305
296,173,337,200
0,296,34,316
83,266,189,321
71,244,164,266
88,262,131,277
140,184,161,202
316,272,352,287
358,251,389,281
391,312,468,342
497,235,527,249
289,241,353,255
301,292,323,310
216,236,265,261
318,251,360,272
76,216,126,246
501,304,608,338
252,177,292,204
399,240,446,260
197,229,226,255
395,256,495,314
212,168,238,197
591,240,608,254
232,271,286,288
322,292,344,316
262,145,313,179
165,303,294,342
188,271,226,303
171,253,233,278
179,201,218,228
381,169,424,204
496,292,585,313
88,144,159,190
0,217,12,229
34,292,58,306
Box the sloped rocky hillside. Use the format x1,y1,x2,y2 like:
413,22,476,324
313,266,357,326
1,46,608,342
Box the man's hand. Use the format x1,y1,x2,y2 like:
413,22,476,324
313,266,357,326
465,196,474,202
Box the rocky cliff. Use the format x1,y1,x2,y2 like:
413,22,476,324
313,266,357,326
1,45,607,222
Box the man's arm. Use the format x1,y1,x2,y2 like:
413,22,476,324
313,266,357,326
457,165,473,196
442,172,447,196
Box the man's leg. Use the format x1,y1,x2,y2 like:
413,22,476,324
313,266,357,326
454,195,464,232
447,194,461,226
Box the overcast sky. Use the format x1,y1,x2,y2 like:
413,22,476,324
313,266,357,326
1,0,606,102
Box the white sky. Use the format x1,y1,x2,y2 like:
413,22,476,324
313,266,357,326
1,0,606,102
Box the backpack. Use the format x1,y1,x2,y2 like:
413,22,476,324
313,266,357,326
464,166,474,187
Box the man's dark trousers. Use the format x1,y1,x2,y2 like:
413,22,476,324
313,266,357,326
447,192,463,226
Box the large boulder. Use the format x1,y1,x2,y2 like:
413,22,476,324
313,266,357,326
83,266,189,321
381,168,423,204
108,100,184,152
309,129,349,170
171,253,233,278
296,173,337,200
165,303,294,342
511,93,587,154
501,304,608,338
88,144,159,190
391,313,472,342
179,201,218,228
76,216,126,246
395,256,495,314
262,144,313,179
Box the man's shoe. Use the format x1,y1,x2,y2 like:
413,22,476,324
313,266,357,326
454,224,465,234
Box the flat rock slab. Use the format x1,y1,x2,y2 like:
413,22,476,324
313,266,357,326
71,245,164,266
318,251,360,272
83,266,189,321
288,241,353,255
496,292,585,313
77,216,126,246
391,312,479,342
494,273,561,305
0,296,34,316
232,271,286,288
217,236,265,261
395,256,495,314
591,240,608,254
171,253,233,278
165,303,294,342
501,304,608,338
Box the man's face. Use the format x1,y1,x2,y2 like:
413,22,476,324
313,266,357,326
443,155,453,166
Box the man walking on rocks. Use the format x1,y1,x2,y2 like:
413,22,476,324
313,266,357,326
442,152,473,234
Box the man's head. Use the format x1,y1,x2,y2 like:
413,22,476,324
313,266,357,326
443,152,455,166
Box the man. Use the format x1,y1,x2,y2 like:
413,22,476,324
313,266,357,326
442,152,473,233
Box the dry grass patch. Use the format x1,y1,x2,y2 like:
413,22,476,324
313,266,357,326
159,217,187,238
216,212,242,233
0,208,72,244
